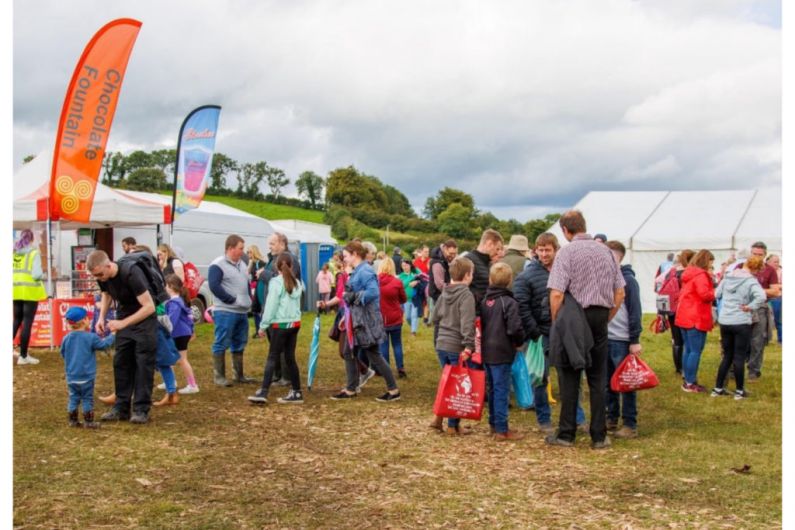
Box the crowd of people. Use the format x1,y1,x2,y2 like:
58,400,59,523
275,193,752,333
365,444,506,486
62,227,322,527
11,212,783,444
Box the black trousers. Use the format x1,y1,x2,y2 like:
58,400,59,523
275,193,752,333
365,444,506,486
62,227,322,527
556,306,609,443
113,317,157,414
716,323,752,391
13,300,39,356
265,327,288,381
260,327,301,392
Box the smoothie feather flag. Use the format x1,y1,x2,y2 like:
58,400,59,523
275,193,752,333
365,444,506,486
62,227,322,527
172,105,222,221
49,18,142,222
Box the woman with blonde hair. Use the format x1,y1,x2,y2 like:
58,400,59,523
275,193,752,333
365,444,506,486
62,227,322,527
157,243,184,282
247,245,268,333
378,258,408,378
675,250,716,393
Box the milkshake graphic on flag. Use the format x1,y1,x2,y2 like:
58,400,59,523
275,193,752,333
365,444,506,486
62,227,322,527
173,105,221,220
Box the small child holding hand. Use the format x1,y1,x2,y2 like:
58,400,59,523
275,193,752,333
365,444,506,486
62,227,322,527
60,306,115,428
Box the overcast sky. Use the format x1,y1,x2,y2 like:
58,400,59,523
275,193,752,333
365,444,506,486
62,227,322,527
12,0,781,221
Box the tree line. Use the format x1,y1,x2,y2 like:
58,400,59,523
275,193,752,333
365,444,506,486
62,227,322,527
23,150,561,250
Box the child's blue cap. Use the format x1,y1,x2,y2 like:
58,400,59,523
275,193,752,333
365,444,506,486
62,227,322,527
64,306,87,323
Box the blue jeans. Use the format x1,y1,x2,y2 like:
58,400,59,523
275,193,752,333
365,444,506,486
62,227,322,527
437,350,464,429
403,302,418,334
606,340,637,428
533,351,552,426
67,380,95,413
379,324,404,370
770,298,782,344
158,365,177,394
212,310,249,356
487,363,512,434
681,327,707,385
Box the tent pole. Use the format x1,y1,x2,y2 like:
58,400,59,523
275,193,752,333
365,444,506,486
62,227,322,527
46,216,54,350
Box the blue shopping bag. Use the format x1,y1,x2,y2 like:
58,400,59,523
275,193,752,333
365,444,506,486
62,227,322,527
512,351,534,409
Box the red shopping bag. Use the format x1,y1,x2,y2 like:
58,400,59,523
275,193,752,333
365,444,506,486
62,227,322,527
472,317,483,365
432,358,486,420
610,353,659,393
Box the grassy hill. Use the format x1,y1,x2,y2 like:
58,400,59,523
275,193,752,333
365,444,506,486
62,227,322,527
202,194,326,223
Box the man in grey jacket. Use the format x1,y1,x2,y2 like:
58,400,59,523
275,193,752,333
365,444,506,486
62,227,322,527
209,234,257,386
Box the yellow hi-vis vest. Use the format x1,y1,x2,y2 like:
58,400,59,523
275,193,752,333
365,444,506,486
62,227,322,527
13,249,47,301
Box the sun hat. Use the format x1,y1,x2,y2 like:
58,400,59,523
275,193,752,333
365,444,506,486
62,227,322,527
506,235,530,253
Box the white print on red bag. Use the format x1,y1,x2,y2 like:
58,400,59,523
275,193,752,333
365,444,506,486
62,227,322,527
452,373,473,395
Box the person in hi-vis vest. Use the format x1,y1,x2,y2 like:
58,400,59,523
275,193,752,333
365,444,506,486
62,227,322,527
13,229,47,365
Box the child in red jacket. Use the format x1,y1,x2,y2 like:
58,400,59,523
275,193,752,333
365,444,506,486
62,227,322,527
377,259,408,377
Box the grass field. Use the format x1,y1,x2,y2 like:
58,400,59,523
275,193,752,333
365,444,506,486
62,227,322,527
13,314,781,528
203,195,326,224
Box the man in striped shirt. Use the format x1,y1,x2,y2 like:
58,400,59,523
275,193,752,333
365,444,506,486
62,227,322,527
546,210,625,449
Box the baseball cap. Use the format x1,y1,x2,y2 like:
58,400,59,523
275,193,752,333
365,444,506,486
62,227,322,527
65,306,87,323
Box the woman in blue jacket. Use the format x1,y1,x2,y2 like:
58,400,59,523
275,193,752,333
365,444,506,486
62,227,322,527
331,241,401,402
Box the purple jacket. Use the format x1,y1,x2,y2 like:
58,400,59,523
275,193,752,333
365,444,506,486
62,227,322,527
166,296,194,338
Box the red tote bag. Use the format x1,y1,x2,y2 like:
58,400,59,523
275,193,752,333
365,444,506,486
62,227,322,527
432,358,486,421
610,353,660,393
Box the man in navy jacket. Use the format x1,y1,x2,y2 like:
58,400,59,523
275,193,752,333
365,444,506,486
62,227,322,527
605,241,642,439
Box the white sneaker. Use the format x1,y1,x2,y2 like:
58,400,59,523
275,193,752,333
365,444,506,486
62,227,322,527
178,384,200,395
156,382,166,390
17,355,40,365
359,368,375,389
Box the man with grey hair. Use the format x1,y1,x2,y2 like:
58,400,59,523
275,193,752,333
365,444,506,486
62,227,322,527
258,231,303,385
87,250,157,424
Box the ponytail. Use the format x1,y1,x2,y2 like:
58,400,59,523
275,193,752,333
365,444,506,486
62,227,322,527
276,253,298,294
165,274,191,306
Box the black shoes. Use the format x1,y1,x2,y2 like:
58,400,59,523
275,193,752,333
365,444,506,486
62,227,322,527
375,391,401,403
129,411,150,424
100,408,130,422
544,434,574,447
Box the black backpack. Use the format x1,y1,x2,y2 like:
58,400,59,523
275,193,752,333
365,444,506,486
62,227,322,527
117,251,170,305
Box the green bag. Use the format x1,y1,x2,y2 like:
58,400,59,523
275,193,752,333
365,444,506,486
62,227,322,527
525,338,545,388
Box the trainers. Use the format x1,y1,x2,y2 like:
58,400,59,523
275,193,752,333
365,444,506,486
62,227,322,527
277,390,304,404
17,355,40,365
330,390,357,400
494,430,525,442
156,382,166,391
681,383,701,393
747,374,760,383
359,368,376,389
398,369,407,379
591,437,612,450
375,391,401,402
544,434,574,448
247,388,268,404
612,426,637,439
129,411,149,424
693,383,707,393
178,384,200,395
100,408,130,422
538,423,555,435
710,387,731,397
734,390,749,400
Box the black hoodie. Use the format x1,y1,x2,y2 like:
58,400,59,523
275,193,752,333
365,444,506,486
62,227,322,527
480,286,525,364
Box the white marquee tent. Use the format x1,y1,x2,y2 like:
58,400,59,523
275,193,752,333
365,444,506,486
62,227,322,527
547,189,781,312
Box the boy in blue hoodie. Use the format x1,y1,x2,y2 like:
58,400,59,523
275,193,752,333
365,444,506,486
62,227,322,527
605,241,642,439
60,307,115,428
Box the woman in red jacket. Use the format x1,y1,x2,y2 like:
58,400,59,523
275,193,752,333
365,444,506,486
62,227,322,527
674,250,716,393
377,259,408,378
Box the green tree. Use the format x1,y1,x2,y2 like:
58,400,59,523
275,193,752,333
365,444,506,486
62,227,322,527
437,202,476,239
524,213,562,245
325,166,387,210
101,151,127,186
124,167,167,191
237,162,270,198
150,149,177,179
295,171,325,208
383,184,416,217
209,153,238,193
124,150,153,174
423,187,476,220
265,167,290,198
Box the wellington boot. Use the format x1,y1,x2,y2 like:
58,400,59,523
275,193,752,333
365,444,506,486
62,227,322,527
98,393,116,406
153,392,180,407
672,344,683,374
68,410,82,428
213,356,232,387
232,353,258,384
83,410,101,429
